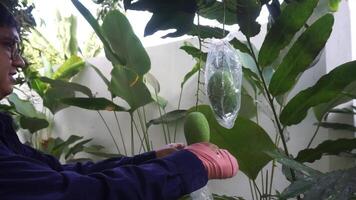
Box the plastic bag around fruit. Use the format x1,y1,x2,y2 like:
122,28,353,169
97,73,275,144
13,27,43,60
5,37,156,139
205,39,242,129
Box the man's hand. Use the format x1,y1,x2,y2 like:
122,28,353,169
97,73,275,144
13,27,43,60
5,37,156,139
155,143,186,158
185,142,238,179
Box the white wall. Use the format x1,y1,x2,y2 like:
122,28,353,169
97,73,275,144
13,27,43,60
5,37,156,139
53,1,353,198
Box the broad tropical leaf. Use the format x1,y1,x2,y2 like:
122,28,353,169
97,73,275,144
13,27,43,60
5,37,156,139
280,167,356,200
61,97,127,112
19,116,49,133
101,10,150,76
146,109,187,128
259,0,319,67
52,55,85,80
265,149,322,177
269,14,334,97
110,67,154,112
235,0,261,37
280,60,356,126
295,138,356,163
124,0,197,37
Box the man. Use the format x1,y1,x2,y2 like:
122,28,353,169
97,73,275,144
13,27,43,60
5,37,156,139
0,3,238,200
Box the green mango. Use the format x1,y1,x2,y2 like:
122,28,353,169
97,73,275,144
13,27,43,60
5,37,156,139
207,71,239,118
184,112,210,145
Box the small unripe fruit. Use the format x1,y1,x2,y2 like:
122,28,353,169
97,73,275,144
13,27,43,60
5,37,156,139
184,112,210,145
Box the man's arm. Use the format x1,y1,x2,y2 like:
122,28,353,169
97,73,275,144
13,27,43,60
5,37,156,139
0,149,208,200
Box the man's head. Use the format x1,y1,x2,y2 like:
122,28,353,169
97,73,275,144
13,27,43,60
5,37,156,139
0,3,24,99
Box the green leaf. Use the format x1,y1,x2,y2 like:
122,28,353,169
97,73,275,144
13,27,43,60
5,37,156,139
239,87,257,119
68,15,78,56
101,10,150,75
51,135,83,158
295,138,356,163
61,97,127,112
65,138,92,159
43,87,74,114
318,122,356,132
180,45,207,61
235,0,262,37
280,167,356,200
40,77,93,97
265,149,322,177
124,0,197,37
71,0,118,63
280,60,356,126
188,24,226,39
110,67,154,112
197,1,237,25
269,14,334,97
259,0,319,67
181,62,202,88
19,116,49,133
313,82,356,121
190,105,275,180
8,93,44,118
52,55,85,80
230,39,251,54
146,109,187,128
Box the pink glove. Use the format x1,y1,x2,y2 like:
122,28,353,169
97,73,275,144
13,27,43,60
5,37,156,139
185,142,238,179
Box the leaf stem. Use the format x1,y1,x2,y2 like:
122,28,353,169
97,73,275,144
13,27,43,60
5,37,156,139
97,111,120,154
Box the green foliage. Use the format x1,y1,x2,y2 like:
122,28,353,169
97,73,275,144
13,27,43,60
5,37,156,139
295,138,356,163
281,60,356,126
258,0,319,67
269,14,334,97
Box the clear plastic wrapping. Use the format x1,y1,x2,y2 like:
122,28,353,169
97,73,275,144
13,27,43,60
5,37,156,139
190,185,213,200
205,39,242,129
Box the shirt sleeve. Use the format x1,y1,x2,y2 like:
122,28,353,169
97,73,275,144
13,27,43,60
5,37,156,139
61,151,157,174
0,149,208,200
19,137,157,174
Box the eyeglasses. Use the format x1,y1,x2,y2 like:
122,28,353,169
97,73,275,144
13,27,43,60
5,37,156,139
0,38,20,60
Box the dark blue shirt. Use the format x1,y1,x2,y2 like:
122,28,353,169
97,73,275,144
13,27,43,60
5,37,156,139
0,113,208,200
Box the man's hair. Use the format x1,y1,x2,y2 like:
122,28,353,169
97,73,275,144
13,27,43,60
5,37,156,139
0,3,18,28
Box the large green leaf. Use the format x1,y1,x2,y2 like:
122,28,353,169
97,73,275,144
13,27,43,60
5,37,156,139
124,0,197,38
61,97,127,112
269,14,334,97
190,105,275,180
188,24,226,39
280,167,356,200
65,138,92,159
181,62,202,88
317,122,356,132
19,116,49,133
110,67,154,112
40,77,93,114
40,77,93,97
239,87,257,119
280,60,356,126
258,0,319,67
52,55,85,80
146,109,187,128
71,0,118,62
197,1,237,25
180,45,207,61
235,0,261,37
265,149,322,177
295,138,356,163
101,10,150,76
8,93,45,119
313,82,356,121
